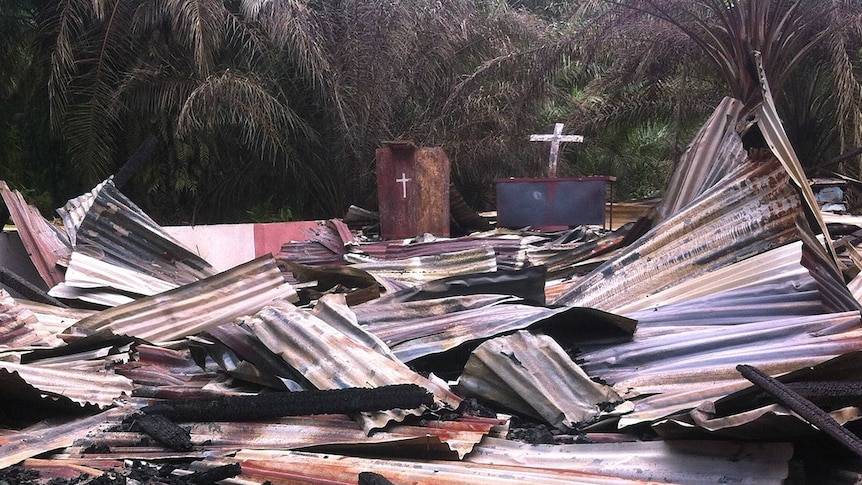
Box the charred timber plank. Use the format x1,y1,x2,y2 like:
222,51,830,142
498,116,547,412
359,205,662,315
142,384,435,422
133,413,193,452
185,463,242,485
359,471,397,485
737,364,862,458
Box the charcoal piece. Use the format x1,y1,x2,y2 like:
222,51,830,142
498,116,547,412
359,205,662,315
133,413,192,451
358,471,396,485
185,463,242,484
143,384,435,422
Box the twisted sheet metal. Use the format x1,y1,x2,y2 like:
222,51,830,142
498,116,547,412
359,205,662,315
80,414,504,460
610,239,810,315
56,252,178,298
236,450,661,485
466,437,791,485
553,159,802,312
0,289,63,348
354,296,635,363
456,331,621,430
578,312,862,426
246,299,462,434
353,234,531,271
0,181,71,287
70,255,296,343
652,97,746,225
0,360,133,408
345,247,497,286
59,179,215,288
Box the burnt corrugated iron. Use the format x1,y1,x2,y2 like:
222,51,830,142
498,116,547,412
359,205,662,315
0,181,71,287
354,234,531,271
236,449,662,484
245,297,463,434
456,330,622,430
466,437,792,485
579,311,862,426
70,255,297,343
345,247,498,288
60,179,215,288
0,289,63,349
0,360,133,408
553,158,802,311
356,298,634,364
652,97,746,225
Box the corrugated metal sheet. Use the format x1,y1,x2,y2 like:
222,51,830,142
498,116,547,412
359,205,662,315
0,360,133,408
0,406,128,470
0,289,63,348
578,312,862,426
68,180,215,283
357,299,634,363
754,51,840,265
456,330,621,430
466,437,792,485
652,97,746,224
354,235,531,271
76,414,504,460
245,298,463,434
0,181,71,287
610,239,811,315
553,158,802,311
236,450,665,484
70,255,297,343
345,247,498,287
17,300,94,335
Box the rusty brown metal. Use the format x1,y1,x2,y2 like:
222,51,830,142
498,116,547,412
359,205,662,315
376,142,450,239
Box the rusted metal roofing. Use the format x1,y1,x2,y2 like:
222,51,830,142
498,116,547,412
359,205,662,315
652,97,746,225
345,247,498,288
58,179,216,289
579,311,862,426
236,449,670,484
553,158,802,311
69,255,297,343
0,181,70,287
0,289,63,349
356,297,634,363
244,296,463,434
466,437,792,485
75,414,504,460
0,360,133,408
456,330,622,430
353,234,531,271
0,406,128,470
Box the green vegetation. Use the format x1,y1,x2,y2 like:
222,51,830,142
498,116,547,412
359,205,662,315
0,0,861,223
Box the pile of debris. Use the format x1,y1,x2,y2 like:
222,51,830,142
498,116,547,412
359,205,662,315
3,83,862,484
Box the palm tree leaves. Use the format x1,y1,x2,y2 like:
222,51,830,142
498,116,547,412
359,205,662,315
177,69,312,165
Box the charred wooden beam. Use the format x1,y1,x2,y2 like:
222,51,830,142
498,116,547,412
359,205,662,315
184,463,242,485
131,413,192,452
359,471,397,485
142,384,435,422
737,364,862,458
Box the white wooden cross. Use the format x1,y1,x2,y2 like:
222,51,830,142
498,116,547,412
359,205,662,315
530,123,584,178
396,172,411,199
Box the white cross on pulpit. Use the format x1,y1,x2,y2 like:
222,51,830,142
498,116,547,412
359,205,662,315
396,172,411,199
530,123,584,178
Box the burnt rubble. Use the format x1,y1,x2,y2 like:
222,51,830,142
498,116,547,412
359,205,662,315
3,89,862,484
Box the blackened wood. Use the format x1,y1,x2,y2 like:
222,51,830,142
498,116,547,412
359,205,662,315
0,266,66,307
185,463,242,484
143,384,435,422
133,413,193,451
737,364,862,458
358,471,397,485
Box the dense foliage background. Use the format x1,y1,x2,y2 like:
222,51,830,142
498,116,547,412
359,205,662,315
1,0,861,224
